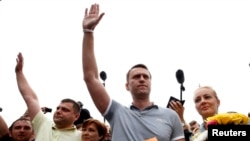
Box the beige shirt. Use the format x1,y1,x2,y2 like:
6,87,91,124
32,111,81,141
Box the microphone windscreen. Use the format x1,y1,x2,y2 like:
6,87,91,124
176,69,184,84
100,71,107,81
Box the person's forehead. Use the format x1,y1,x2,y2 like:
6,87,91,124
57,103,75,111
195,88,214,96
193,88,216,101
84,122,97,129
59,102,73,107
13,120,31,126
130,68,149,75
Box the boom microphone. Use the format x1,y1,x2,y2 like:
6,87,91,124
176,69,185,84
176,69,185,101
100,71,107,81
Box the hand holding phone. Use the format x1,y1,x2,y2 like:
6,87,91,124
166,96,185,108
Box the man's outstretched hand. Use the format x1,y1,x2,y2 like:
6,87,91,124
82,3,105,30
15,52,24,73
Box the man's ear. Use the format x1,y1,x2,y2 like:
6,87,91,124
75,113,80,121
125,83,129,91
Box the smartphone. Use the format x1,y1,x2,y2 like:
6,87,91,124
166,96,185,108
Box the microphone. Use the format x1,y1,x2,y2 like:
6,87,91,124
176,69,185,84
100,71,107,87
100,71,107,81
0,107,2,112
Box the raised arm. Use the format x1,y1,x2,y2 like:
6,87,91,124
82,4,109,114
0,115,8,138
15,53,41,121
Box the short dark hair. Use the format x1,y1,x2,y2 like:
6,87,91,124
9,117,32,131
61,98,81,114
126,64,151,82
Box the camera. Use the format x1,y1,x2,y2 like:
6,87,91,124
44,107,52,113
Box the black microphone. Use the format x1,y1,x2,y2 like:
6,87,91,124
100,71,107,81
0,107,2,112
176,69,185,101
176,69,185,84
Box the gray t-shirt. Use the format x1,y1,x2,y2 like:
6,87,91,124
104,100,184,141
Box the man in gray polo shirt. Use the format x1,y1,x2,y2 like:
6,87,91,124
82,3,185,141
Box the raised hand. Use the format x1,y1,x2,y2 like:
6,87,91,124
82,3,105,30
169,101,185,120
15,52,24,73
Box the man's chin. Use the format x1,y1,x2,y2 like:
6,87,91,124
53,118,63,123
16,137,27,140
138,90,149,94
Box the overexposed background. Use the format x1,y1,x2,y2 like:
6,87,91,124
0,0,250,126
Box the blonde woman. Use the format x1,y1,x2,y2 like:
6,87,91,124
193,86,220,132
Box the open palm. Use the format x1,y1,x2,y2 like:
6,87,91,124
15,52,24,73
82,4,104,30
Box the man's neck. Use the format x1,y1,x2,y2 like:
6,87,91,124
132,100,153,111
55,124,75,130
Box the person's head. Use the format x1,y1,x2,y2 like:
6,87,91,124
9,117,34,141
193,86,220,120
125,64,152,99
104,125,111,141
189,120,200,133
81,119,107,141
53,98,81,129
77,101,83,108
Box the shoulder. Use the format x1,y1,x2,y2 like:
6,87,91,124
158,106,178,114
0,134,12,141
32,111,45,122
75,129,82,135
109,99,123,108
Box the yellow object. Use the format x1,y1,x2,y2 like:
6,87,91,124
206,112,249,125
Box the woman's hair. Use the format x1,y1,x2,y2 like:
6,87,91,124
82,118,107,141
194,86,219,100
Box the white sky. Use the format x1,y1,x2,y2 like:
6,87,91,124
1,0,250,126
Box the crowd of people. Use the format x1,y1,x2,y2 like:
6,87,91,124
0,3,250,141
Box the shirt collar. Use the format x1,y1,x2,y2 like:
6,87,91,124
52,123,77,131
130,103,158,110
